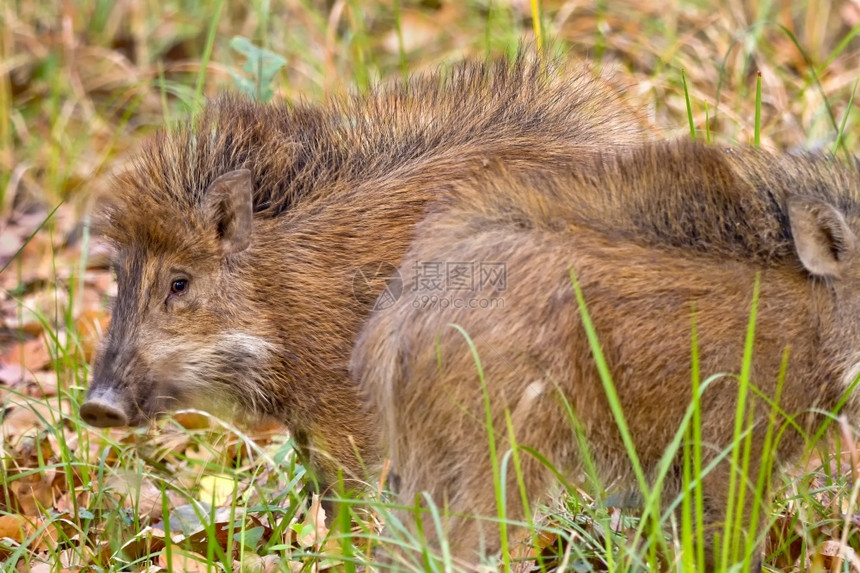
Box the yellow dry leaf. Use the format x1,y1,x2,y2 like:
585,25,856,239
199,474,237,507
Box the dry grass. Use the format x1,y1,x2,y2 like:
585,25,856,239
2,1,858,212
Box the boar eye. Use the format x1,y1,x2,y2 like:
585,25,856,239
170,279,189,295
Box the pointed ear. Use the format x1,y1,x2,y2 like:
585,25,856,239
203,169,254,255
788,195,856,278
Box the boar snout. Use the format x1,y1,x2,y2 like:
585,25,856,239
80,388,131,428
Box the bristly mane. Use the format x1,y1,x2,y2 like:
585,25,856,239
599,143,860,265
111,50,641,228
441,141,860,267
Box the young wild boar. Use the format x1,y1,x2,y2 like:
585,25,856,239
352,140,860,570
80,53,645,489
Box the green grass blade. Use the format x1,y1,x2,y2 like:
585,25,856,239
720,274,760,570
193,0,226,107
833,78,857,160
682,69,696,141
449,323,511,570
392,0,408,80
754,72,762,147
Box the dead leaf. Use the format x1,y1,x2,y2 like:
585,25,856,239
109,470,165,521
185,524,234,557
26,369,59,397
29,518,62,552
54,487,90,515
0,513,27,541
2,394,69,439
10,473,55,516
113,526,167,564
296,493,329,548
0,514,61,553
0,229,55,290
199,474,237,507
0,362,34,386
2,404,42,436
2,287,70,336
1,337,51,372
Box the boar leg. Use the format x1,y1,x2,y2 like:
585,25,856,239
386,373,569,566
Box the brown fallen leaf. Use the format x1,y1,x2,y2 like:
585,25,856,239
109,526,166,564
29,517,62,552
27,369,59,398
509,526,560,571
10,473,56,516
0,233,55,294
1,336,52,372
185,523,234,557
1,404,43,437
2,395,69,439
54,487,90,516
2,287,70,336
766,512,807,570
0,514,61,553
0,513,27,542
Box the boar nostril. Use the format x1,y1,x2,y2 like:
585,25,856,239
80,399,130,428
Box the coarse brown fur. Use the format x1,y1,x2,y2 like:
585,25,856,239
82,51,645,489
352,141,860,569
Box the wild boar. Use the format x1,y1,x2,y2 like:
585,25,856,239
80,52,645,489
352,140,860,569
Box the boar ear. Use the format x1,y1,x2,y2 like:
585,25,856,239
203,169,254,255
788,196,856,278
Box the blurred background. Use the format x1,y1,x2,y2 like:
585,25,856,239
4,0,859,212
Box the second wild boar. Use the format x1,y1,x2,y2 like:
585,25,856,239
352,140,860,570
